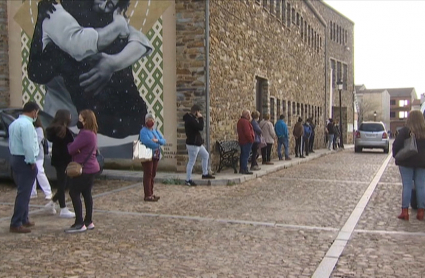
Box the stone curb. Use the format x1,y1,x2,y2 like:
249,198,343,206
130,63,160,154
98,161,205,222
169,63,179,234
99,146,353,186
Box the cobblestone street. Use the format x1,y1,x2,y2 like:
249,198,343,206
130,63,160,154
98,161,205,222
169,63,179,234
1,148,424,277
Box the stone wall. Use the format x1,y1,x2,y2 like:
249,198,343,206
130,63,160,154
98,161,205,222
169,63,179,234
311,1,355,143
175,0,355,172
209,0,327,158
175,0,207,171
0,1,9,107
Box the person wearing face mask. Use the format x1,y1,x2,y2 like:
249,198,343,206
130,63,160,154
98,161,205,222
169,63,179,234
139,114,166,202
45,109,76,218
8,102,40,233
65,110,100,233
183,104,215,186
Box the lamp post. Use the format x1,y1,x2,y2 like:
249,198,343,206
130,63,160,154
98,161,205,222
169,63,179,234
337,80,344,149
374,111,377,121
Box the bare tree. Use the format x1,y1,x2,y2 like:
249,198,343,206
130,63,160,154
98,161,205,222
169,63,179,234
357,95,376,124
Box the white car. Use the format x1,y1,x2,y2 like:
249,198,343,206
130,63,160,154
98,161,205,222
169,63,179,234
354,121,389,153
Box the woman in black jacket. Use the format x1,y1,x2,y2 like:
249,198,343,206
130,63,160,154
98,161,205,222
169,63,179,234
44,109,75,218
393,110,425,221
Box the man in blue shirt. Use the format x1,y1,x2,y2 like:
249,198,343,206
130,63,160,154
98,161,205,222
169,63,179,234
9,102,40,233
275,115,291,161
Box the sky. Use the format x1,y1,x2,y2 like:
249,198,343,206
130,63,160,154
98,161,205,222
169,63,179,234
323,0,425,98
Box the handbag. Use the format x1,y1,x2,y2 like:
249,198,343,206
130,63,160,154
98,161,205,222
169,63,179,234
66,146,95,178
395,132,418,161
132,140,153,162
259,135,267,149
42,138,49,155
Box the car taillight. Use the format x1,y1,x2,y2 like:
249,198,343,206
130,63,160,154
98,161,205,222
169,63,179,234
356,131,361,138
382,132,388,139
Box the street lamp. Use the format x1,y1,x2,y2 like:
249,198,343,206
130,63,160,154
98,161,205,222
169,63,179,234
374,111,377,121
337,80,344,149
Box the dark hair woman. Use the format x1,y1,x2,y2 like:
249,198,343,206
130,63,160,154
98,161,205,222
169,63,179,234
393,110,425,221
45,109,75,218
65,109,100,233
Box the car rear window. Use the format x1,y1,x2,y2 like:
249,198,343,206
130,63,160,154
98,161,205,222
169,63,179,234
359,123,384,132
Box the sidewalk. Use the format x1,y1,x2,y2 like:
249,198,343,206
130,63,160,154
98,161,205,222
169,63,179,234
100,145,354,185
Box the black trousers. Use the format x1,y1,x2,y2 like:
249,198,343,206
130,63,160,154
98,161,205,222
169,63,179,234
69,173,95,226
261,143,273,163
295,137,303,156
309,135,315,151
251,142,260,167
52,165,68,208
303,137,310,156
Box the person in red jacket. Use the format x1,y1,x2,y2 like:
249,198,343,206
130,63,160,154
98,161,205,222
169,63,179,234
237,110,255,174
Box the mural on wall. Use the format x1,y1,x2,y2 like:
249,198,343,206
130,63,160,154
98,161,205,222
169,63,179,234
14,0,171,157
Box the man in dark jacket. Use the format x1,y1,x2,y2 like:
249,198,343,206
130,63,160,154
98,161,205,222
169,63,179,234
237,110,255,174
183,105,215,186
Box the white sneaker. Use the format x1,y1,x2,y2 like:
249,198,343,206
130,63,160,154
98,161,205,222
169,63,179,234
64,224,87,234
45,194,52,200
44,201,56,215
60,207,76,218
86,223,95,230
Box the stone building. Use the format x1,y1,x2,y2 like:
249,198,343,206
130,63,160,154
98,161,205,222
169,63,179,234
386,88,417,133
1,0,354,172
176,0,355,171
356,86,418,134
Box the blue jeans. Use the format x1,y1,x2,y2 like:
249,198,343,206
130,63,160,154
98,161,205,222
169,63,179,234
399,166,425,209
239,143,253,172
277,137,289,159
186,145,209,181
10,155,37,228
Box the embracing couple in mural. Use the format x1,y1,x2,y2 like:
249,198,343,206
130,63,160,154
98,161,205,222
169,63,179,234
28,0,153,149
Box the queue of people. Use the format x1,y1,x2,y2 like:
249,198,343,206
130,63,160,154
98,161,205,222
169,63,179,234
7,103,344,234
13,102,425,234
234,110,321,173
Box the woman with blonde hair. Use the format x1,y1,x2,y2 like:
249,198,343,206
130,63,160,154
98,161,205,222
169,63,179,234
259,113,276,165
393,110,425,221
65,109,100,233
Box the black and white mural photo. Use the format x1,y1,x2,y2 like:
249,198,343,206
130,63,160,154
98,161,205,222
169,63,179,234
12,0,172,158
28,0,152,138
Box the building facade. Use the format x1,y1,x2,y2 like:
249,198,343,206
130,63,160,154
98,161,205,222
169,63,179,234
386,88,417,133
1,0,354,172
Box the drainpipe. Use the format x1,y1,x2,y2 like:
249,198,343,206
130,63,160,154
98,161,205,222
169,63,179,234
324,22,328,141
205,0,211,155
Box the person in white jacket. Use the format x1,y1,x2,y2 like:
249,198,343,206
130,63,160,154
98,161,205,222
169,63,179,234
259,114,276,165
30,118,53,201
